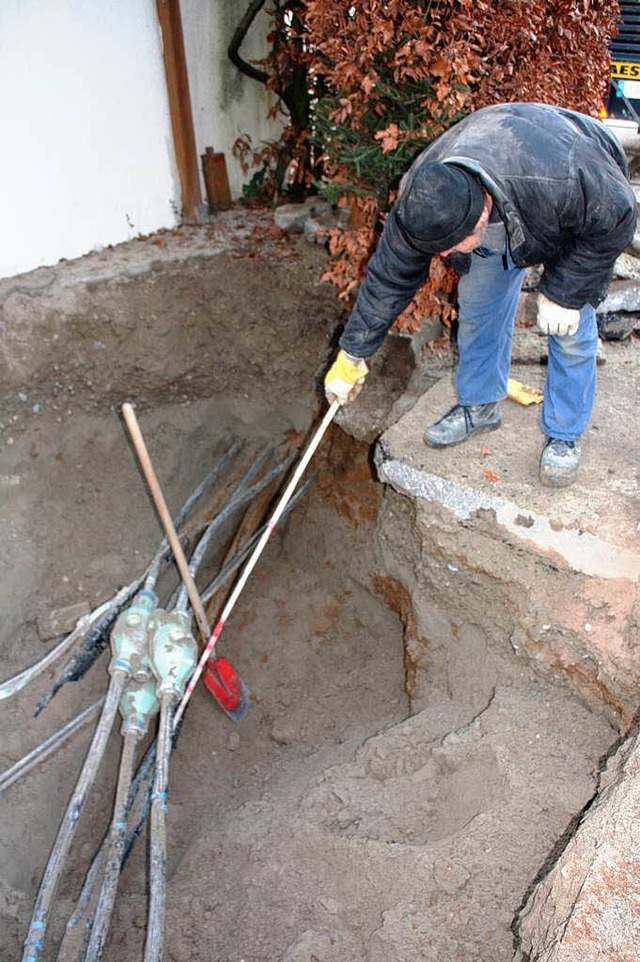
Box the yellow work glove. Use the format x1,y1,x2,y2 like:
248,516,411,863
537,294,580,337
324,349,369,405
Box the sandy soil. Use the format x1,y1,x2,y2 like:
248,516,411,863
0,217,618,961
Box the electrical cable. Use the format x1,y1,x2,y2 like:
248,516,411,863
199,475,315,609
23,581,160,961
55,742,157,962
84,729,140,962
21,671,127,962
143,694,175,962
0,443,240,705
0,599,114,703
174,449,291,610
54,467,316,958
0,698,105,794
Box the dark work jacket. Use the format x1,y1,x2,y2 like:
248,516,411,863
340,102,637,358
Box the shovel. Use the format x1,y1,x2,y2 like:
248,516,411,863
122,403,250,722
173,400,341,729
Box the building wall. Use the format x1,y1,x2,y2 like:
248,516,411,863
0,0,181,280
182,0,284,201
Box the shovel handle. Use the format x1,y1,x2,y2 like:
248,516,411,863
174,399,340,727
121,403,211,642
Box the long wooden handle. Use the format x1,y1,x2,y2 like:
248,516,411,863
174,399,341,727
121,403,211,641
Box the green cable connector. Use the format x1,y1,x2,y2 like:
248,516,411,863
119,677,160,735
109,588,158,681
147,610,198,698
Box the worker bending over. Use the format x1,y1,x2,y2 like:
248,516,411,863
325,102,636,487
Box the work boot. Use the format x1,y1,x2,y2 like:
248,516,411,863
424,403,501,448
539,437,581,487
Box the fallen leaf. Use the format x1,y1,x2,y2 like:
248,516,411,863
483,469,500,483
430,56,450,77
374,123,401,153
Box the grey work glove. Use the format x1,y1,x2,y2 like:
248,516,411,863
537,294,580,337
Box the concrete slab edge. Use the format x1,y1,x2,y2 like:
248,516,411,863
376,453,640,582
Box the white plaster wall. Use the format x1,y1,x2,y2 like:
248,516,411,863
182,0,284,199
0,0,180,280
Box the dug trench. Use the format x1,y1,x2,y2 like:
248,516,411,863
0,220,617,961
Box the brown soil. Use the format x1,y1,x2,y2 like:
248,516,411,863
0,216,616,962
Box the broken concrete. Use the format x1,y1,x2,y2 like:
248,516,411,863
273,196,348,238
515,727,640,961
597,311,640,341
598,277,640,314
371,347,640,728
36,601,91,642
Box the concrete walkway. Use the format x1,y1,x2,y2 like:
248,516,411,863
377,347,640,584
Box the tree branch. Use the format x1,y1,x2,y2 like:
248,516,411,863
228,0,270,84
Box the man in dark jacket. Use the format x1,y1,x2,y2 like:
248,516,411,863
324,102,636,487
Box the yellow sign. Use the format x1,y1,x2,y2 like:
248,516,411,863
611,61,640,79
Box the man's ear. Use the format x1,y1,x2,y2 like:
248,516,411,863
481,192,493,224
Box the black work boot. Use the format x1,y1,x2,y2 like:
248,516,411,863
424,403,501,449
539,438,581,487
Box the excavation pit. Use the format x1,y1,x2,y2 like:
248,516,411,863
0,221,633,961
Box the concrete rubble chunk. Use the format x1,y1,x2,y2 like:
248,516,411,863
597,311,640,341
274,197,332,234
36,600,90,641
597,277,640,314
612,250,640,280
514,729,640,961
332,334,416,443
303,207,351,243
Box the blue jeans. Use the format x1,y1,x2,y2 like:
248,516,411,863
455,247,598,441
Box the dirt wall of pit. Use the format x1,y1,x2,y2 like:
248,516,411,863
0,218,628,962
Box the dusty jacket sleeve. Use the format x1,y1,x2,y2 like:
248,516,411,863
339,211,432,358
539,169,636,309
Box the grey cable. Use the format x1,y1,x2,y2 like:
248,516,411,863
21,670,127,962
0,698,105,794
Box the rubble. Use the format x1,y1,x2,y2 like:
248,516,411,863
515,729,640,961
273,196,348,238
36,601,90,642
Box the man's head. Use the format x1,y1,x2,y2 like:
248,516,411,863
395,161,491,256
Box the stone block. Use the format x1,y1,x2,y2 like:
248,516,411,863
597,277,640,314
274,197,332,234
37,600,90,641
597,311,640,341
